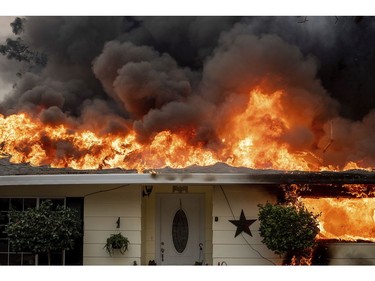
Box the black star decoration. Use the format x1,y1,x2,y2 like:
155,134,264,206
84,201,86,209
229,209,257,238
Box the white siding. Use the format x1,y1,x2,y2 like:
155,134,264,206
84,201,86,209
0,184,143,265
3,183,375,265
83,185,142,265
212,185,281,265
325,243,375,265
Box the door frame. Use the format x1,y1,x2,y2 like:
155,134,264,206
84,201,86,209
155,192,205,265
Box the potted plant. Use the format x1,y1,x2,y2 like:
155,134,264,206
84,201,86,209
104,232,130,256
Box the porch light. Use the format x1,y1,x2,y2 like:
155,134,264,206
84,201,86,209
142,185,153,197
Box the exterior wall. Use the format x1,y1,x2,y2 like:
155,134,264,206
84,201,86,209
141,184,213,265
212,184,283,265
3,183,375,265
0,184,142,265
0,183,288,265
83,185,142,265
321,243,375,265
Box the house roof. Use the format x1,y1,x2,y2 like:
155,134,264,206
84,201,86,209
1,157,375,186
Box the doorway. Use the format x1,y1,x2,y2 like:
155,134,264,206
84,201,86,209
156,193,205,265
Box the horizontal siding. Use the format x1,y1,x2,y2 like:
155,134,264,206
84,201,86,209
213,244,279,259
212,185,278,265
213,230,263,245
85,217,141,231
0,184,137,197
84,186,142,265
213,186,276,216
85,204,140,216
84,257,141,265
84,243,141,258
213,217,260,231
85,195,141,216
326,243,375,265
329,258,375,265
327,243,375,257
85,230,141,244
213,258,283,266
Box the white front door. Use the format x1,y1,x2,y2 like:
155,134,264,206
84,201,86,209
156,193,205,265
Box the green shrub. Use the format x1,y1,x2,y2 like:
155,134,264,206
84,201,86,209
5,200,82,265
258,202,320,259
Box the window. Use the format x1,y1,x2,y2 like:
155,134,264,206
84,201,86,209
0,198,37,265
172,209,189,253
0,197,83,266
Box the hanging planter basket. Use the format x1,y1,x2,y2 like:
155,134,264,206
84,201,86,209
104,232,130,256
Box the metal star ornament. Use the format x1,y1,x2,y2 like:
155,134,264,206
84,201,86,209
229,209,257,238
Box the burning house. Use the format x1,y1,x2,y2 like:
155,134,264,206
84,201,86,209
1,159,375,265
1,16,375,265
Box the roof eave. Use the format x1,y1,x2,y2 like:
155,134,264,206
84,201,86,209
1,171,375,186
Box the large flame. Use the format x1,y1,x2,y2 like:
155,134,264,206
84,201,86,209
0,89,373,172
2,88,375,245
302,197,375,242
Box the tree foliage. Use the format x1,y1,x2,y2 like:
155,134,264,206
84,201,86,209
258,202,320,257
0,17,47,76
10,17,25,35
5,200,82,264
0,37,34,63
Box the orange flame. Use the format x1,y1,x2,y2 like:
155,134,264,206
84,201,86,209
2,88,375,245
302,197,375,242
343,184,375,198
0,89,373,172
290,253,313,266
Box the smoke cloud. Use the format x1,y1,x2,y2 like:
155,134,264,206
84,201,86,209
1,16,375,169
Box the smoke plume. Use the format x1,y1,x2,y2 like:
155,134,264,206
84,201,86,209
1,16,375,169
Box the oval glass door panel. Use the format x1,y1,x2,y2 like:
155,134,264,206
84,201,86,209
172,209,189,253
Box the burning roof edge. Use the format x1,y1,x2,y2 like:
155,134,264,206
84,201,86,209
1,170,375,186
1,158,375,186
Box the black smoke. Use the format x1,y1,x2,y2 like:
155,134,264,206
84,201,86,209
1,16,375,167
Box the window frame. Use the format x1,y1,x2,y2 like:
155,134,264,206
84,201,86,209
0,197,66,266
